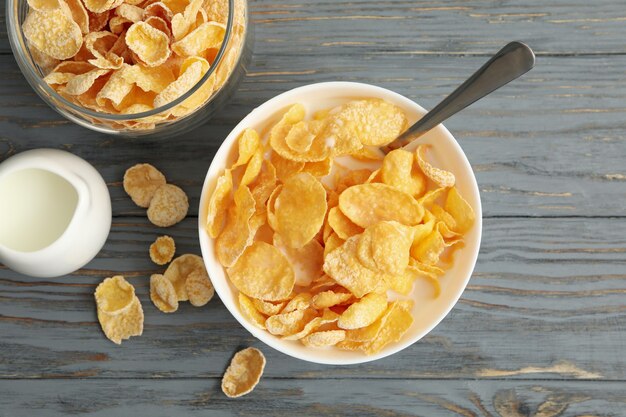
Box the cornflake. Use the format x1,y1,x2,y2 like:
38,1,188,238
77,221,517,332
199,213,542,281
164,254,210,302
185,270,215,306
123,163,166,208
227,242,295,301
23,9,83,60
149,235,176,265
150,273,179,313
221,347,266,398
95,276,144,344
147,184,189,227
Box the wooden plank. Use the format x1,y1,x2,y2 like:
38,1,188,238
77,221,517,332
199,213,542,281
1,378,625,417
1,54,626,217
0,0,623,413
3,0,626,54
1,217,624,380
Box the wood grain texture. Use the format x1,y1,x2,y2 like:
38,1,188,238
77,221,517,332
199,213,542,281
1,378,625,417
1,217,624,380
3,0,626,54
1,0,625,415
1,53,626,217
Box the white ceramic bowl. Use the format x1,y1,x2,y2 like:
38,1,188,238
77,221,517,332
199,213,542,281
198,82,482,365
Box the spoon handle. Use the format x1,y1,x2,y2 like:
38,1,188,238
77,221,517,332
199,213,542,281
384,41,535,152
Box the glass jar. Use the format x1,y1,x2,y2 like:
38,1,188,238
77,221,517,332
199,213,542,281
6,0,253,138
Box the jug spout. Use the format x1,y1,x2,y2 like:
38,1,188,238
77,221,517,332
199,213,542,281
57,166,92,223
0,244,9,264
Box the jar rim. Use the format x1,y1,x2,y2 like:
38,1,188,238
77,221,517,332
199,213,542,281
7,0,237,122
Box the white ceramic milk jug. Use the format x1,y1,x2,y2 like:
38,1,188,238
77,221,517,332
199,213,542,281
0,149,111,277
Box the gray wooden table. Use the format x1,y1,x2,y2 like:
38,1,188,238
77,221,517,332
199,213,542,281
1,1,625,415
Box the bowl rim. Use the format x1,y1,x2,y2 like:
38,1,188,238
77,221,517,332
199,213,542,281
6,0,238,121
198,81,483,365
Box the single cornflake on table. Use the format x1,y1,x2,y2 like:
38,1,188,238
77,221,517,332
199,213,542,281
150,235,176,265
221,347,266,398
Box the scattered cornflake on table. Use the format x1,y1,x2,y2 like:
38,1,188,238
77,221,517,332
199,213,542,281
94,275,144,344
149,253,214,312
150,273,179,313
147,184,189,227
123,163,189,226
221,347,266,398
149,235,176,265
163,254,212,303
185,270,215,307
123,163,167,208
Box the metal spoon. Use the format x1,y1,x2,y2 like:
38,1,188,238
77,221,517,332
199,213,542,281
383,41,535,153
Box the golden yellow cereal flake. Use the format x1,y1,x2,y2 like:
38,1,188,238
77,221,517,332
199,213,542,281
23,9,83,60
337,292,387,330
149,235,176,265
221,347,266,398
227,242,295,301
149,273,179,313
94,276,143,344
238,293,267,330
126,21,171,67
274,172,327,249
301,330,346,348
339,183,424,228
215,186,256,267
164,254,208,301
123,163,167,208
416,145,455,188
185,270,215,307
206,169,233,238
147,184,189,227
